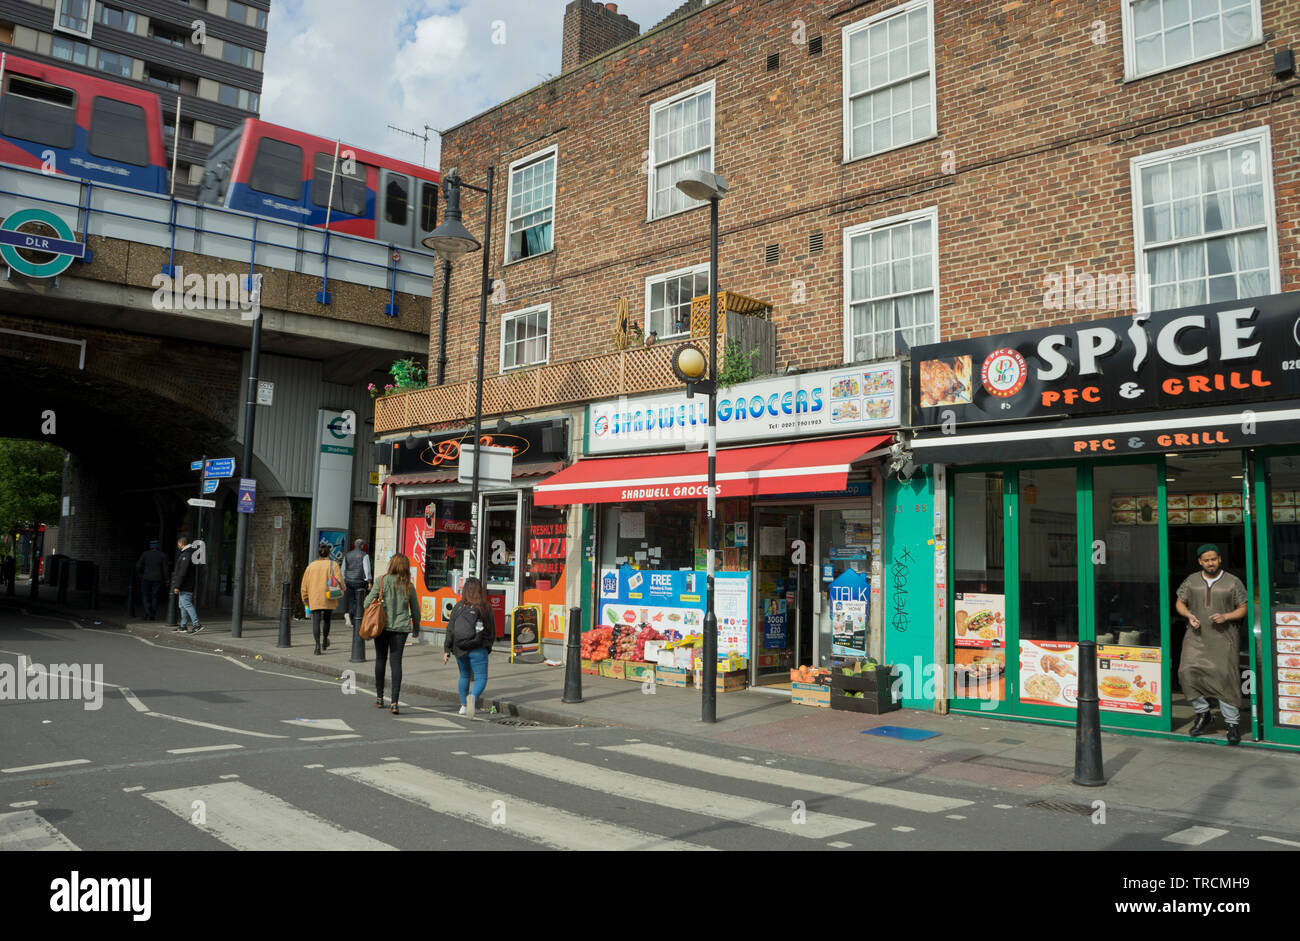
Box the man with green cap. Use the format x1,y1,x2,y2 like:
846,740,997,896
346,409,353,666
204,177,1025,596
1175,544,1248,744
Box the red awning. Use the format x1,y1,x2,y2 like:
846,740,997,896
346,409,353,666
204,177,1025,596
533,435,892,506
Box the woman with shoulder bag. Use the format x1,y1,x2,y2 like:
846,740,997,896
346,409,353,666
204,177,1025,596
364,553,420,714
442,577,495,717
300,544,344,655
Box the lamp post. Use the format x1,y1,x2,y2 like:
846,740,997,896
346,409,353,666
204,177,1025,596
422,166,495,576
670,168,728,723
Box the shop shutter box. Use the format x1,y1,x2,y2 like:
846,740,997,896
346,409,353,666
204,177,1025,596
830,686,898,714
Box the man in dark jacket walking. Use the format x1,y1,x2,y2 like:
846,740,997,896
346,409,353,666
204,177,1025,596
170,536,203,635
342,538,372,631
135,539,170,620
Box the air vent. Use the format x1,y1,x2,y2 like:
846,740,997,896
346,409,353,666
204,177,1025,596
809,231,824,253
808,35,823,56
766,52,780,72
765,243,779,264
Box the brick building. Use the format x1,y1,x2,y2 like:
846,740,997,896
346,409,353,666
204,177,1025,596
379,0,1300,743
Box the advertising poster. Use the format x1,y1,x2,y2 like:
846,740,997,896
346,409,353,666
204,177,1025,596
525,520,567,641
714,572,751,657
403,515,452,629
601,564,704,642
953,648,1005,702
1275,608,1300,728
954,592,1005,648
762,598,787,649
1096,645,1162,715
1018,640,1079,707
829,569,870,656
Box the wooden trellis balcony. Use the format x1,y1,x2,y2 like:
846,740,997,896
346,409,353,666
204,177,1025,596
374,291,773,435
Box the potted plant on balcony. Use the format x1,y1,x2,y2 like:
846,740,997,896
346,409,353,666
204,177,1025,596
370,358,427,398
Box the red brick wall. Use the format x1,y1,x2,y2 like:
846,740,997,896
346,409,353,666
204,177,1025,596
434,0,1300,389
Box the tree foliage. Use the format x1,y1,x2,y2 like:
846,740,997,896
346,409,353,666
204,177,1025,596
0,440,63,541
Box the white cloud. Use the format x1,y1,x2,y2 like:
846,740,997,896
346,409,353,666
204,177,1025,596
261,0,685,168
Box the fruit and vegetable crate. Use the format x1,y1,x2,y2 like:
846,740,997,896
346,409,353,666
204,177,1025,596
580,658,601,676
831,668,893,693
600,660,626,679
623,661,656,682
791,682,831,708
656,665,692,688
830,686,898,714
692,667,748,692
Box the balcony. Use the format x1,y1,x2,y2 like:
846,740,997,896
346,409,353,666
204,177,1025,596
374,291,774,434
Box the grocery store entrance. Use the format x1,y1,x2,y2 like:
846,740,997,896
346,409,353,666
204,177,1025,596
752,507,814,687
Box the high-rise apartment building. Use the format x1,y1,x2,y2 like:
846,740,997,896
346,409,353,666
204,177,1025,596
0,0,270,197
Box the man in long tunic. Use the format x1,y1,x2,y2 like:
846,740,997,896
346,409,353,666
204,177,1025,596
1175,544,1248,745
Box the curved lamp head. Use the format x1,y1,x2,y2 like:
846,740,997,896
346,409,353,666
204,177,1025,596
671,344,708,384
422,168,482,260
675,168,729,202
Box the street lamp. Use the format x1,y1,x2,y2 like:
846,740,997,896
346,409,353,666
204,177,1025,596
672,167,727,723
423,165,495,578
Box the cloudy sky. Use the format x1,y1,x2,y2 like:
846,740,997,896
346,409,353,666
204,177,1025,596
260,0,687,168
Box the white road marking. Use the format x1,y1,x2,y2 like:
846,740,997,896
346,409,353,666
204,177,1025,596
478,752,873,840
394,717,461,729
409,730,467,735
381,757,400,762
282,718,354,731
513,746,531,751
1163,826,1229,846
299,734,360,741
894,826,915,832
1258,835,1300,848
2,759,91,774
121,787,144,793
167,744,243,755
451,751,469,756
946,814,967,820
303,764,324,769
8,801,38,808
144,781,394,851
994,804,1014,809
145,711,288,739
602,743,973,814
0,810,79,850
827,841,852,848
224,656,255,671
219,774,240,780
120,688,150,712
328,762,706,851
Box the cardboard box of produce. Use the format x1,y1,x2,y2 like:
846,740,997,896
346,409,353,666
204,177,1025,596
600,660,626,679
624,661,656,682
791,682,831,707
656,665,692,688
693,666,748,692
580,658,601,676
655,649,678,669
674,647,697,669
643,640,667,664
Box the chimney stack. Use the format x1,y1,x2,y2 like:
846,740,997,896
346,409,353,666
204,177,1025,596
561,0,640,74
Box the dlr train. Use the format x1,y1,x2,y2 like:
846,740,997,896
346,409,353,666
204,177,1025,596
0,54,441,248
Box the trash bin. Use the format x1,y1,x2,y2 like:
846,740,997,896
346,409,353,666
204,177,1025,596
46,553,69,587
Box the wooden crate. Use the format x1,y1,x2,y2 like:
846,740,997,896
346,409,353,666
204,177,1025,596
830,686,899,714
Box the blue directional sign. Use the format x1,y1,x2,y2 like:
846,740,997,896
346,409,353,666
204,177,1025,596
202,478,219,494
203,458,236,478
190,460,204,471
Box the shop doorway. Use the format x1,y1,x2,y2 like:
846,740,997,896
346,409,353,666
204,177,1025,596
815,503,874,668
752,507,814,687
1162,450,1252,734
482,491,522,640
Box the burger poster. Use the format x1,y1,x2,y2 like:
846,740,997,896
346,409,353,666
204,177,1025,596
1019,640,1078,707
954,593,1006,648
1096,646,1162,715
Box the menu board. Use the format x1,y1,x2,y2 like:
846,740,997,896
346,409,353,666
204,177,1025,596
1096,645,1162,715
1108,494,1158,526
1019,640,1079,707
1276,608,1300,728
1272,490,1300,521
954,592,1006,648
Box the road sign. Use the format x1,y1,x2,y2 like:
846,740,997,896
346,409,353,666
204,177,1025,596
256,380,274,406
203,458,236,478
0,208,85,278
187,498,216,508
189,460,204,471
237,478,256,515
202,478,219,494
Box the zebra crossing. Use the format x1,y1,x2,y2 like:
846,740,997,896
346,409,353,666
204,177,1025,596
0,739,983,851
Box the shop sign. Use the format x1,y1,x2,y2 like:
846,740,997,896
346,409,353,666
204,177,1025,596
912,292,1300,425
588,361,901,454
386,419,568,476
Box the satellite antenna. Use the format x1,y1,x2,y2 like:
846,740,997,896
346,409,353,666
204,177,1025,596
387,123,442,167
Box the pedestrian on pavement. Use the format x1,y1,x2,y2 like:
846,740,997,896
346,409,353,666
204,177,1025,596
300,544,343,656
443,577,495,718
170,536,202,635
342,538,372,632
364,552,420,714
135,539,170,621
0,554,13,588
1175,544,1248,745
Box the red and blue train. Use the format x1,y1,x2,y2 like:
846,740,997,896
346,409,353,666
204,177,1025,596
0,54,440,248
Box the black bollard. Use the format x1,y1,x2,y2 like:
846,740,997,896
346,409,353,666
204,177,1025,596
561,606,584,704
1073,639,1106,787
125,576,136,618
276,580,292,648
349,592,366,663
166,589,178,627
89,564,99,610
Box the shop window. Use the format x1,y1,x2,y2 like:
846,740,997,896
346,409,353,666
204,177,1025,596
506,147,555,262
601,503,698,572
842,0,935,162
1132,127,1276,313
525,506,566,592
844,206,938,362
646,264,709,339
1268,456,1300,607
1092,464,1163,649
647,81,713,220
1018,468,1079,645
952,472,1007,700
1122,0,1261,81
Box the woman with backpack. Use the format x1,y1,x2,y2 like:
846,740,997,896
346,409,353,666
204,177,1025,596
299,544,343,655
442,577,495,717
363,553,420,714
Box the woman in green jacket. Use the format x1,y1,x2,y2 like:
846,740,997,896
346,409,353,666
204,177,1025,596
364,553,420,714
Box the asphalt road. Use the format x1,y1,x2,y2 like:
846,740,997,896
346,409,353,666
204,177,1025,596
0,604,1294,852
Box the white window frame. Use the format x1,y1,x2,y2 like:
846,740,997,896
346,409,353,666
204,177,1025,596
841,205,940,364
55,0,95,38
504,144,558,266
499,303,551,372
841,0,937,164
644,263,710,340
1128,125,1279,315
1121,0,1263,82
646,79,715,222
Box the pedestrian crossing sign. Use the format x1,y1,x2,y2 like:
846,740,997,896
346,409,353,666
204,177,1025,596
237,478,257,515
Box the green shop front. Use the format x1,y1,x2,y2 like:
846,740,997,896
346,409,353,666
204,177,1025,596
905,292,1300,748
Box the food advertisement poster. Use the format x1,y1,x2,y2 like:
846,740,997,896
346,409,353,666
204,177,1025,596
1275,609,1300,729
403,515,459,629
953,648,1004,701
830,569,870,656
1096,645,1162,715
599,564,750,657
1018,640,1079,707
954,592,1005,648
